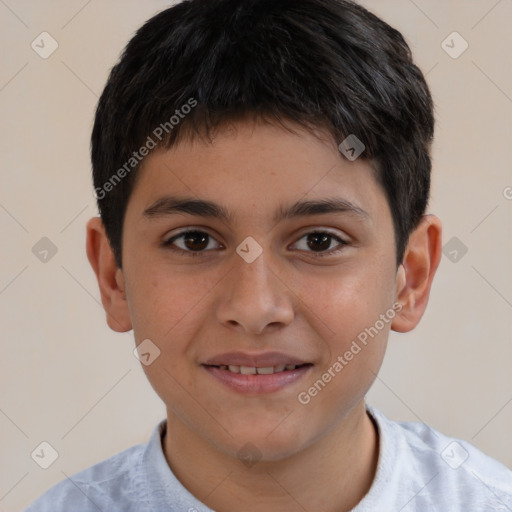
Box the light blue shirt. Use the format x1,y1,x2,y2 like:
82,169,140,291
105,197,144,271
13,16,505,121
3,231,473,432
24,405,512,511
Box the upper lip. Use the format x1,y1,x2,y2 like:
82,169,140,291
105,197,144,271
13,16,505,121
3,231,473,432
203,351,311,368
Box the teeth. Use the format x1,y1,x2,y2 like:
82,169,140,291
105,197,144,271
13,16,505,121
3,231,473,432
221,364,299,374
256,367,274,375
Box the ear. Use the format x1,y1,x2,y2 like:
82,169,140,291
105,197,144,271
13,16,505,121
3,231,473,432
86,217,132,333
391,214,442,333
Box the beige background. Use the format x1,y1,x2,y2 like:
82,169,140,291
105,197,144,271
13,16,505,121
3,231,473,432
1,1,511,510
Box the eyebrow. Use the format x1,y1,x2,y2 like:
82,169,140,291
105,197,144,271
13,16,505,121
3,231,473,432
143,195,370,224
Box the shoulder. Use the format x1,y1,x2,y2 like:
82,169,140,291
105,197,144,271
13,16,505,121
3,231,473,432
23,440,148,512
367,406,512,510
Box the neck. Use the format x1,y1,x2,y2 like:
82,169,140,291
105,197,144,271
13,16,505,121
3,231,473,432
163,401,379,512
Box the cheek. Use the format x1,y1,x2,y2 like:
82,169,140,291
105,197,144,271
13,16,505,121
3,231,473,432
125,261,212,342
297,303,390,428
294,259,394,395
125,269,208,406
299,263,394,345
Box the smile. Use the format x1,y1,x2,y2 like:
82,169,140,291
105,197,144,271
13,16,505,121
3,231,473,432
210,364,307,374
201,363,313,394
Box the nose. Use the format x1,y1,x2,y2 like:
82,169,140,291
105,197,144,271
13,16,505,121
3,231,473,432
215,249,294,335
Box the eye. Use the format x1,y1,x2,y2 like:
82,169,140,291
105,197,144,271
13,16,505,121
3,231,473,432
163,229,222,257
162,228,349,258
291,230,348,257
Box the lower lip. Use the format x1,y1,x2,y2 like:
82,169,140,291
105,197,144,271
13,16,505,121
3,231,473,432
202,365,312,394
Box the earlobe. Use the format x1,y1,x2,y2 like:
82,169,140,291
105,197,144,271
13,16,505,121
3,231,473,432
391,214,442,333
86,217,132,333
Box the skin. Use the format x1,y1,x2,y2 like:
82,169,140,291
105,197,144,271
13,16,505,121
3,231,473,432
87,118,442,512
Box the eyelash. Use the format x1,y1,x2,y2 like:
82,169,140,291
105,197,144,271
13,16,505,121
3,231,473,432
162,229,349,258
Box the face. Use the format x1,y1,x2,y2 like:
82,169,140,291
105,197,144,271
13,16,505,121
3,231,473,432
119,119,401,460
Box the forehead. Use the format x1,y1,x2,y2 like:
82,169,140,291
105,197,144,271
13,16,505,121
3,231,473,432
127,119,389,227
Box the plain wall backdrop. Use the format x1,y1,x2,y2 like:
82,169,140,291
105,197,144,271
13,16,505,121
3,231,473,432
1,1,511,510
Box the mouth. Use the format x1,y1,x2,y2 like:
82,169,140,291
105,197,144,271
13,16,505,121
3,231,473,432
201,353,313,394
204,363,311,375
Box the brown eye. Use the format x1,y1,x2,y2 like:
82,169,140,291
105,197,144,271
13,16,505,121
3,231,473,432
163,230,221,256
181,231,209,251
292,230,348,257
306,232,333,252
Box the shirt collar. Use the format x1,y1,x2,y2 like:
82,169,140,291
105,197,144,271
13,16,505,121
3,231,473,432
142,418,215,511
142,405,393,510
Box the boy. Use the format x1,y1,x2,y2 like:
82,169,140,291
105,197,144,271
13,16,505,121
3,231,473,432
25,0,512,510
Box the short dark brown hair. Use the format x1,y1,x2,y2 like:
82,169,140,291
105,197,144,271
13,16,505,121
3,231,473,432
91,0,434,268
